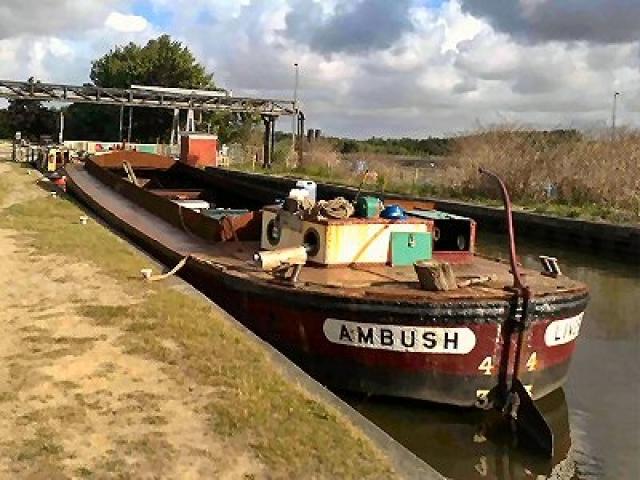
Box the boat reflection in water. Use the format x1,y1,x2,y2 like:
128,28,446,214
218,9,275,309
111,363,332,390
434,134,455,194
343,388,572,480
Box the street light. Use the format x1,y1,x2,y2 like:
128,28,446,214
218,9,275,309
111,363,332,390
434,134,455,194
291,63,300,161
611,91,620,141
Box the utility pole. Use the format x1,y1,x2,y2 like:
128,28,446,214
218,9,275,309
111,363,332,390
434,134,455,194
611,91,620,141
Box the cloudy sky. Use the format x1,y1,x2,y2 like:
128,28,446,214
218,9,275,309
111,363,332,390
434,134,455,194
0,0,638,138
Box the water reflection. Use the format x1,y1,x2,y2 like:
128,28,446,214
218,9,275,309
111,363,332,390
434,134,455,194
344,389,571,480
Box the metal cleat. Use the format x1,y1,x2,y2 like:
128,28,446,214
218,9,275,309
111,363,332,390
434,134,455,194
539,255,562,277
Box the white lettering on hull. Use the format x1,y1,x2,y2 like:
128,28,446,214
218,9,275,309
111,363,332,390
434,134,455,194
323,318,476,354
544,313,584,346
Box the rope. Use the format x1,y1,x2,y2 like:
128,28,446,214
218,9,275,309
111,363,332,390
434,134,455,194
177,204,198,238
142,255,189,282
310,197,354,219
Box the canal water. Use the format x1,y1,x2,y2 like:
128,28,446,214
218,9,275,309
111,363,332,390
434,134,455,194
343,230,640,480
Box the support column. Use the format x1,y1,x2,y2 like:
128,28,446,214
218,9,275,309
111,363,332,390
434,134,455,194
186,109,195,132
58,110,65,145
127,107,133,144
262,115,272,169
270,116,276,167
297,111,305,167
170,108,180,145
12,132,19,162
119,105,124,142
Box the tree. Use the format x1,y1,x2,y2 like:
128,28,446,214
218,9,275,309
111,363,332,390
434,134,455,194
67,35,215,143
6,100,57,141
0,109,11,139
90,35,212,90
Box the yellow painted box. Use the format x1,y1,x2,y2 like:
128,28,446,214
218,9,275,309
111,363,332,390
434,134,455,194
260,207,433,266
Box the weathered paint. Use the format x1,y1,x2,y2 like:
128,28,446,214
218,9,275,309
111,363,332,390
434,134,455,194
261,207,433,265
66,156,589,407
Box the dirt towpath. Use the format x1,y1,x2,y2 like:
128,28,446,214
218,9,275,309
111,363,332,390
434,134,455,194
0,160,397,479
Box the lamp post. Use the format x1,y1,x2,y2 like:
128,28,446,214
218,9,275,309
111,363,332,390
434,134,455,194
291,63,299,161
611,91,620,141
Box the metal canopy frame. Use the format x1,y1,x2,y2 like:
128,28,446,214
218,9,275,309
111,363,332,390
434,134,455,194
0,79,295,116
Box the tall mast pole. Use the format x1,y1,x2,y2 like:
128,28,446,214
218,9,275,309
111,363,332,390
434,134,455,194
611,91,620,141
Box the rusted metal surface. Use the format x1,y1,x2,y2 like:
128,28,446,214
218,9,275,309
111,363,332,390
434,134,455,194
92,150,175,170
146,189,204,200
65,159,589,409
0,79,296,115
479,167,555,455
85,158,260,242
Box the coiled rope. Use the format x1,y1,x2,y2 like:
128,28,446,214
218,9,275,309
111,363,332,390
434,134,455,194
310,197,354,219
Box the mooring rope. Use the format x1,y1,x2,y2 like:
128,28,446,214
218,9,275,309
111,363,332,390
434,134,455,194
177,204,199,239
142,255,190,282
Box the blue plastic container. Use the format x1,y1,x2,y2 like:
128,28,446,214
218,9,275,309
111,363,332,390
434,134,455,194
380,204,407,220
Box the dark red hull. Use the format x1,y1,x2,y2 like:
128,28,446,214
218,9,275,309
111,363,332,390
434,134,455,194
65,160,588,407
185,256,586,406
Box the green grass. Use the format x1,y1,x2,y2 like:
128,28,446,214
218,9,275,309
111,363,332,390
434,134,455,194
0,162,396,479
82,288,389,476
0,195,151,286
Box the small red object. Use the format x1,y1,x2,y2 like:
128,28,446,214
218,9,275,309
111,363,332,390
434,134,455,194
180,133,218,168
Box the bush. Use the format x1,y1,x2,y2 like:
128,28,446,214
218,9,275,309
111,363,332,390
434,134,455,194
448,126,640,214
233,126,639,223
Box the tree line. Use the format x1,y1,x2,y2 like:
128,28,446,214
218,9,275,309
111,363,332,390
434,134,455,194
332,136,452,156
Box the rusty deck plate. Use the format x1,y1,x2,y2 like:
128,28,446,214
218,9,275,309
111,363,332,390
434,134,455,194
66,164,584,303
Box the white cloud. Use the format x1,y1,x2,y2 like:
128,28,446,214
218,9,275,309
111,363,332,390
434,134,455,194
0,0,121,39
0,0,638,137
105,12,149,33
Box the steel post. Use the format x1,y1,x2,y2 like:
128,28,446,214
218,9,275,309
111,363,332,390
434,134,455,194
119,105,124,142
611,91,620,141
58,110,65,145
127,106,133,143
262,116,272,168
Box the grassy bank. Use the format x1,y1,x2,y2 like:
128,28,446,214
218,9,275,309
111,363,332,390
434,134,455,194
0,160,397,478
235,128,639,225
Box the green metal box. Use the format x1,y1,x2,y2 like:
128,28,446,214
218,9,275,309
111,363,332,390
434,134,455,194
356,196,382,218
390,232,432,266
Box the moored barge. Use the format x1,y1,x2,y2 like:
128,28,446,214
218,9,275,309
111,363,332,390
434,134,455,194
65,150,588,449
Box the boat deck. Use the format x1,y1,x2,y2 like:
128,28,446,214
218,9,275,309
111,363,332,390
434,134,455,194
67,164,585,302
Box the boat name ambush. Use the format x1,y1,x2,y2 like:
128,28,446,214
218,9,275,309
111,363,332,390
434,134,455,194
323,318,476,354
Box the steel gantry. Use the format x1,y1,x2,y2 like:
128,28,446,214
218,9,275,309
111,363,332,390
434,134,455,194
0,79,295,115
0,79,298,167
